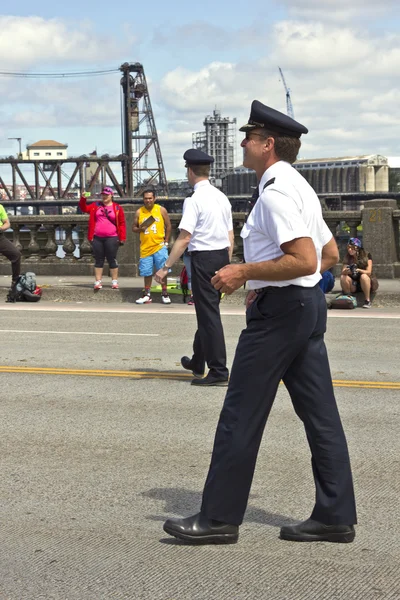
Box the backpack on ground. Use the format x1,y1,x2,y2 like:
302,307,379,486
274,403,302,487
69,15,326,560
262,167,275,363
330,294,357,310
6,272,42,303
319,271,335,294
180,266,189,303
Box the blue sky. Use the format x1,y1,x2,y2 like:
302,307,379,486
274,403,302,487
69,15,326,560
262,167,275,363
1,0,399,182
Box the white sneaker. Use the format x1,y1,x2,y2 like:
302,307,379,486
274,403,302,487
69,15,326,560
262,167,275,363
136,292,152,304
161,293,171,304
94,280,102,290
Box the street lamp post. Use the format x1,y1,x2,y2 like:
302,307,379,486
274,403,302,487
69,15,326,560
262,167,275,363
8,137,22,159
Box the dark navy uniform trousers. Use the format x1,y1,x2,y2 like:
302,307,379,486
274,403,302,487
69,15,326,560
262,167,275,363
201,284,357,526
0,233,21,282
190,248,230,379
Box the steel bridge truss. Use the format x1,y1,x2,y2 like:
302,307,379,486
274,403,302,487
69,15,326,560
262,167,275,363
0,61,168,201
0,156,130,200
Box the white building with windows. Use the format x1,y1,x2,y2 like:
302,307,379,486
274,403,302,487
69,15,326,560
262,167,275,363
22,140,68,160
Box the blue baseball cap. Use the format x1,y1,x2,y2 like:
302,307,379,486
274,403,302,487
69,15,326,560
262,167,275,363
348,238,362,248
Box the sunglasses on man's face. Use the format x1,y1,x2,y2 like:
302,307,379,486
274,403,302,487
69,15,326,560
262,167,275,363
245,132,265,141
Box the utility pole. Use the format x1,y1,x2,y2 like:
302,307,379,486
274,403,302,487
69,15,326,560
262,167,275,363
8,137,22,159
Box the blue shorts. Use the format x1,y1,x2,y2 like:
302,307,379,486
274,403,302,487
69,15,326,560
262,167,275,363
139,246,169,277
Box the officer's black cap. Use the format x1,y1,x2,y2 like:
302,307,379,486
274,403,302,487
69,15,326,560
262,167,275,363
239,100,308,138
184,148,214,166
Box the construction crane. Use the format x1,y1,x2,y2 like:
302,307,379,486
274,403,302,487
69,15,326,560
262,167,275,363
278,67,294,120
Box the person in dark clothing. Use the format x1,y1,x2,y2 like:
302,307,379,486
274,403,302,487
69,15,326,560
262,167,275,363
0,203,21,284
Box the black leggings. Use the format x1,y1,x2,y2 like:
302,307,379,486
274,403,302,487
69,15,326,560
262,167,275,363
92,236,119,269
0,233,21,282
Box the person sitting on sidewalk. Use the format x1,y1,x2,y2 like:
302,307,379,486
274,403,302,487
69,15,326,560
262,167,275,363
340,237,373,308
133,189,172,304
0,203,22,287
79,187,126,290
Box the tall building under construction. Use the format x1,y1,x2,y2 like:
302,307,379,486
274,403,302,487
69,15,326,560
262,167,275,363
192,109,236,184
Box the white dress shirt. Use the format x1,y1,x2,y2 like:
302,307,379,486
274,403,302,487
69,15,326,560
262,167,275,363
241,160,332,289
179,180,233,252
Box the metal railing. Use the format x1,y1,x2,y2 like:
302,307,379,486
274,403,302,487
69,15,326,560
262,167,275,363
0,209,398,275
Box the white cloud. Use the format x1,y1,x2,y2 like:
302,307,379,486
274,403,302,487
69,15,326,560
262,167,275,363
279,0,397,22
0,16,128,69
269,22,371,70
0,16,130,139
158,63,248,113
1,13,400,180
154,18,400,174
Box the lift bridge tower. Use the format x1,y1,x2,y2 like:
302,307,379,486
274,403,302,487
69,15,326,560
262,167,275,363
120,62,168,197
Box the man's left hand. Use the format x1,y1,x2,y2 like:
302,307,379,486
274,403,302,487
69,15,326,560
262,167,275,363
155,266,168,283
211,264,246,295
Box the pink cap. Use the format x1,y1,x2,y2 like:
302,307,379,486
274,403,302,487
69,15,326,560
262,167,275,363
101,186,113,196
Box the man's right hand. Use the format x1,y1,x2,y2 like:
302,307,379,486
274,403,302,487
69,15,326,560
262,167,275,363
245,290,257,309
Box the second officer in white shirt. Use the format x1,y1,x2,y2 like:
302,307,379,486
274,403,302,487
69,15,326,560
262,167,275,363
155,149,234,386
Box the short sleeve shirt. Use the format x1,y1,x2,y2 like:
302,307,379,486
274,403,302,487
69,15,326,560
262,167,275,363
179,181,233,252
0,204,8,226
241,161,332,289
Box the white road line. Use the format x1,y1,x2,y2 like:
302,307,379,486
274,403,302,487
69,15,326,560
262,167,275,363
0,304,399,318
0,330,159,337
327,312,400,319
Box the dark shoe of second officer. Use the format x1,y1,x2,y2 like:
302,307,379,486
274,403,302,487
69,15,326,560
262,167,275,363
191,373,229,387
180,356,204,379
181,357,228,386
163,512,238,545
280,518,355,543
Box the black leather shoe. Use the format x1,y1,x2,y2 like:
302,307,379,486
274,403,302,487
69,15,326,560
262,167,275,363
280,518,355,543
180,356,204,379
163,512,238,544
191,374,228,386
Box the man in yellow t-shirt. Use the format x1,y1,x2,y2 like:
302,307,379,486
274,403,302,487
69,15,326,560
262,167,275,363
0,203,21,284
132,189,172,304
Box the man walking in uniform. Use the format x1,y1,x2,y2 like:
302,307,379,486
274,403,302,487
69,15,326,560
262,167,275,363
155,149,234,386
133,189,172,304
163,101,357,544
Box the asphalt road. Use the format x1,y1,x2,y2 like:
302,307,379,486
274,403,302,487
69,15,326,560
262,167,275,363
1,306,399,599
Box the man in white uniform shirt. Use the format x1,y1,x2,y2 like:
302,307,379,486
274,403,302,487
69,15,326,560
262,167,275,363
155,149,234,386
163,101,357,545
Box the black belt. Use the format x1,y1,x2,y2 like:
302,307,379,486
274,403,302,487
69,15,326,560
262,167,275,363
254,285,295,294
189,248,228,256
254,284,318,294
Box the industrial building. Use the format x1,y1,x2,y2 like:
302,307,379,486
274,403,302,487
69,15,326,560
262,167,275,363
293,155,389,194
221,154,394,210
387,157,400,191
192,109,236,184
221,167,257,197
